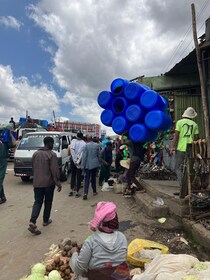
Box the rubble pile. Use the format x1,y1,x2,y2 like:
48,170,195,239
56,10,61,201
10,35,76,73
139,163,176,180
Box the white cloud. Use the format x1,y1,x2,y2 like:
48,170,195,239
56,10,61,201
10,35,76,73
1,0,208,136
39,39,55,55
0,16,23,30
0,65,60,124
27,0,208,97
61,91,115,135
62,91,101,122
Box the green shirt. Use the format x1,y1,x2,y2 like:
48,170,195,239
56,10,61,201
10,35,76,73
176,118,199,152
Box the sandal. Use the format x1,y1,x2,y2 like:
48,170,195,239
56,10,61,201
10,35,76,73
43,219,52,226
123,189,133,196
28,223,41,235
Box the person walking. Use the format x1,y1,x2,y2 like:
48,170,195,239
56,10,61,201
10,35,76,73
28,136,62,235
69,132,86,197
122,137,146,194
81,135,100,200
99,142,113,187
0,129,16,204
170,107,199,193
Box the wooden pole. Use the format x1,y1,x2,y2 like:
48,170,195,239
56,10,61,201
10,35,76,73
191,3,210,188
187,158,192,219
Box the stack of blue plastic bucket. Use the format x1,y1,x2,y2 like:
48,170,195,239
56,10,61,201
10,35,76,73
0,129,16,142
97,78,172,142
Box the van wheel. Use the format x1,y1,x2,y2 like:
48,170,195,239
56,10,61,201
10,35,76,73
60,163,69,181
21,176,30,182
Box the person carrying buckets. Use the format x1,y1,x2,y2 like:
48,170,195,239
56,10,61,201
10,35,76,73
121,136,146,195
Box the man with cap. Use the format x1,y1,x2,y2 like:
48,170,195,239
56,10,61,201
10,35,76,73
69,201,130,279
170,107,199,193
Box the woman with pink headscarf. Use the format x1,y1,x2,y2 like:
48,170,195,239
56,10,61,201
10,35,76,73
69,201,130,280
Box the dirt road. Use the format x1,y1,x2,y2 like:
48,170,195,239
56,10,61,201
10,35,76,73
1,162,151,280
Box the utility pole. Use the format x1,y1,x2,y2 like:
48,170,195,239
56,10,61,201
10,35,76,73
53,110,57,129
191,3,210,188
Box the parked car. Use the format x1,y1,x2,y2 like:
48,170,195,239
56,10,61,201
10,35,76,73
8,148,15,160
14,131,70,182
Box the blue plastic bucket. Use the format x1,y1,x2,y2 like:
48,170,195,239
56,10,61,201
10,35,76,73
101,109,115,127
112,97,128,115
124,82,146,102
145,110,172,131
97,91,114,109
19,117,26,124
142,84,151,91
112,116,130,134
129,123,158,143
140,90,167,112
160,96,168,111
41,120,48,127
125,104,145,123
1,129,11,142
110,78,129,96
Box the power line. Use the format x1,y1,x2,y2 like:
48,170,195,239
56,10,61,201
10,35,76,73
174,1,210,67
161,0,210,73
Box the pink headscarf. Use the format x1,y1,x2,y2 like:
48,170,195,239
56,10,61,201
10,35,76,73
89,201,119,233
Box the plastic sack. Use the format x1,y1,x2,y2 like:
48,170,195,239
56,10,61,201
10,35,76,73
152,197,164,206
127,239,169,267
132,254,199,280
113,183,126,194
101,182,113,192
0,123,13,130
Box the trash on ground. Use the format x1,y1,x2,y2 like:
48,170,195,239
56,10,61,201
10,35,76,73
132,254,210,280
158,217,166,224
127,238,169,267
153,197,164,206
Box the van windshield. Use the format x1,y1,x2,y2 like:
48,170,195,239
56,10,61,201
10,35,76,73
18,134,60,150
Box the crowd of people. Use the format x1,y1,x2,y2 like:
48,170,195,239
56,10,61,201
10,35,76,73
67,132,146,200
0,107,201,279
0,106,200,210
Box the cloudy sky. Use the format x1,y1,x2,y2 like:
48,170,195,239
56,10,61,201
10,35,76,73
0,0,209,134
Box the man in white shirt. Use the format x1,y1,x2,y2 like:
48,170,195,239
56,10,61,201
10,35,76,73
69,132,86,197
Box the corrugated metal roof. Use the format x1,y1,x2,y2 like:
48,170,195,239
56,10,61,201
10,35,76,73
164,33,210,77
165,49,199,76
